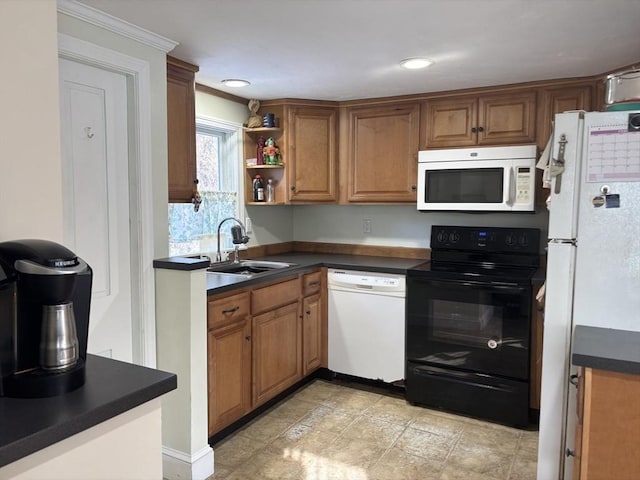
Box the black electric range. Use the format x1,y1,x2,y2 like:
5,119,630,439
405,225,540,427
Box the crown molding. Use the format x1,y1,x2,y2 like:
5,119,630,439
57,0,178,53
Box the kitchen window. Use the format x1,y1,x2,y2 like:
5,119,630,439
168,117,242,256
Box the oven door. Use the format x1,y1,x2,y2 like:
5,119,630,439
406,276,531,380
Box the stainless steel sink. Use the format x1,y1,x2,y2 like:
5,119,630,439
207,260,295,276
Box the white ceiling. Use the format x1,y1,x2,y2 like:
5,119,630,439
76,0,640,102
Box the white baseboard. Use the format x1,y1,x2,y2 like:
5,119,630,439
162,445,214,480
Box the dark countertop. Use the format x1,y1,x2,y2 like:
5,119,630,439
0,355,177,468
206,253,426,295
154,255,210,271
572,325,640,376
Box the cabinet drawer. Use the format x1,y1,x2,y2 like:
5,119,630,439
302,271,322,296
208,292,250,330
251,277,300,315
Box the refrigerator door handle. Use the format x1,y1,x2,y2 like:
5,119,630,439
551,133,567,194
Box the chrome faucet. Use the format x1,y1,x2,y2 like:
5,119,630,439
215,217,250,263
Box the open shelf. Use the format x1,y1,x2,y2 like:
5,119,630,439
246,164,285,170
244,127,282,137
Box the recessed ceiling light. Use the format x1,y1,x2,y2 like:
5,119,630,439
399,58,434,70
221,79,251,87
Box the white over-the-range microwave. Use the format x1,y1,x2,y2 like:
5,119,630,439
417,144,537,212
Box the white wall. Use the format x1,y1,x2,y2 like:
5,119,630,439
57,11,170,257
195,91,295,247
0,0,64,242
294,205,549,251
194,92,547,252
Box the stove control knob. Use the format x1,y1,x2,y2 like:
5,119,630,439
505,233,515,246
449,232,460,243
437,231,446,243
519,234,529,246
487,338,499,349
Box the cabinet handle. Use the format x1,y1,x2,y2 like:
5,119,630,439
245,335,251,341
221,306,240,315
569,374,579,387
411,185,417,191
566,448,575,458
471,127,477,133
291,186,296,192
477,126,484,133
192,179,202,213
306,310,311,315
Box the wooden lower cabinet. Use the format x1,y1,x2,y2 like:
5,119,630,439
207,318,251,436
573,367,640,480
252,301,302,407
302,293,322,375
207,270,327,436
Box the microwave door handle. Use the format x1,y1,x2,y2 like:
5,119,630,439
506,167,515,206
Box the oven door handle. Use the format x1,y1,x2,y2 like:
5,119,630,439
411,367,514,393
420,279,527,294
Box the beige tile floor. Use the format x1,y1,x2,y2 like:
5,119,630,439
209,379,538,480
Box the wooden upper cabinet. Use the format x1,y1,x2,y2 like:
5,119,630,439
534,83,594,206
421,96,477,147
286,106,338,202
422,90,537,148
346,103,420,202
478,91,537,144
536,84,594,150
167,56,199,203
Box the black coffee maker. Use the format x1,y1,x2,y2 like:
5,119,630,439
0,239,92,398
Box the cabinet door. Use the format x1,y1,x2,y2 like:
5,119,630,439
207,319,251,435
421,96,478,148
302,293,322,375
536,84,593,151
287,106,338,202
535,84,594,206
578,368,640,479
167,57,198,203
252,302,302,407
346,103,420,202
478,90,537,145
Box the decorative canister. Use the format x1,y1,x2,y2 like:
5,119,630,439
604,69,640,105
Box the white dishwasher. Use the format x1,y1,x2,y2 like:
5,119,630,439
328,269,406,383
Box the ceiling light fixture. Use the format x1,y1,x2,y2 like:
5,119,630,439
399,58,434,70
221,79,250,87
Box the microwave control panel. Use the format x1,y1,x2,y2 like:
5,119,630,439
515,167,533,204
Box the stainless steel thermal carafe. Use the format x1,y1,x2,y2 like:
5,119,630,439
40,303,79,370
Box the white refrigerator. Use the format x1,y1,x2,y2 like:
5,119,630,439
537,110,640,480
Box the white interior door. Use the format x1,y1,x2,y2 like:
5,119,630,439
59,58,133,363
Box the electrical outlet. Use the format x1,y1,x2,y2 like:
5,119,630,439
245,217,253,234
363,219,372,234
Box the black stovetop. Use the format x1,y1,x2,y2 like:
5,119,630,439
408,225,541,285
407,259,538,284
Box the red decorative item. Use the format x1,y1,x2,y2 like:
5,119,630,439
257,136,266,165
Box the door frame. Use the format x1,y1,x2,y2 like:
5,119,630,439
58,33,156,367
